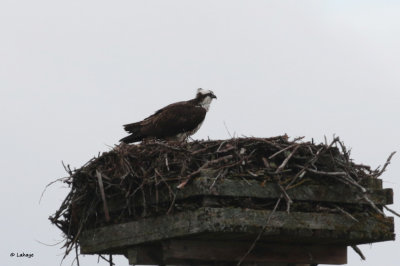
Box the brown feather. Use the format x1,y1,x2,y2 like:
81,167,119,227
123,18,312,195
120,89,216,143
140,103,206,138
120,102,206,143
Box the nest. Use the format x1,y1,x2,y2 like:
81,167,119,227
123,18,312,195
50,135,394,256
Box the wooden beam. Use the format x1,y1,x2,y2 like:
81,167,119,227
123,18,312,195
104,177,393,213
126,245,164,265
79,207,394,254
359,177,382,189
178,177,392,205
162,240,347,265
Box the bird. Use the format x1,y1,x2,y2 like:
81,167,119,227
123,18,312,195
120,88,217,143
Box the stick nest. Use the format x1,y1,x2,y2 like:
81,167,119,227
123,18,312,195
49,135,392,256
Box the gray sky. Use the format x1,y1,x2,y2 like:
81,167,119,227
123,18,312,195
1,1,399,265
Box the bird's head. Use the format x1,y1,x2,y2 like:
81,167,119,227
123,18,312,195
195,88,216,111
197,88,217,99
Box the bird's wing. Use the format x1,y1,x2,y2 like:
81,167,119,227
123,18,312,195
140,103,207,138
123,101,183,133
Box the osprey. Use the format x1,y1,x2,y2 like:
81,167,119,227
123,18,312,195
120,89,217,143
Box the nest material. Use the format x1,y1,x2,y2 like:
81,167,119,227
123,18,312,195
50,135,391,256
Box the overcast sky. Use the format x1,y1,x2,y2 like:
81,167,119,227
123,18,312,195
1,1,399,265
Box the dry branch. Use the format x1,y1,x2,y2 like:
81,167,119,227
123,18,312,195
96,170,110,222
237,198,282,266
375,151,396,178
351,245,366,260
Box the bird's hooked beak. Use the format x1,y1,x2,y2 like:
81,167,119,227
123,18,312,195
211,93,217,99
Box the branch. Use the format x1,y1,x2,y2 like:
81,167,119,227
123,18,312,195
237,198,282,265
333,204,359,222
177,155,233,189
363,194,385,216
384,206,400,218
351,245,366,260
375,151,396,178
269,143,300,160
275,145,300,173
96,170,110,222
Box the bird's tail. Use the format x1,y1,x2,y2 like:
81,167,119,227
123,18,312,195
120,123,144,143
119,134,142,143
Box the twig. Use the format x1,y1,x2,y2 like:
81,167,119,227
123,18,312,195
155,169,176,213
341,174,367,193
375,151,396,178
285,147,323,189
351,245,366,260
278,182,292,213
140,186,147,217
237,198,282,265
269,143,299,159
333,204,359,222
148,141,190,152
96,170,110,222
216,140,228,153
215,152,253,171
299,163,379,214
363,194,385,216
177,155,233,189
191,142,221,155
98,255,115,265
223,121,233,138
297,166,367,192
75,244,80,266
35,238,65,247
286,178,310,190
167,193,177,215
39,176,69,204
293,136,305,142
247,170,258,177
165,154,170,171
210,169,227,190
384,206,400,218
240,176,252,185
337,140,350,162
262,157,270,168
285,137,339,189
218,145,236,153
259,138,284,149
297,167,347,176
123,158,136,177
275,145,300,173
62,160,73,175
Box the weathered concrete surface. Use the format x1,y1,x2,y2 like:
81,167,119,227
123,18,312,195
179,177,393,205
162,240,347,265
80,207,394,254
104,176,393,213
